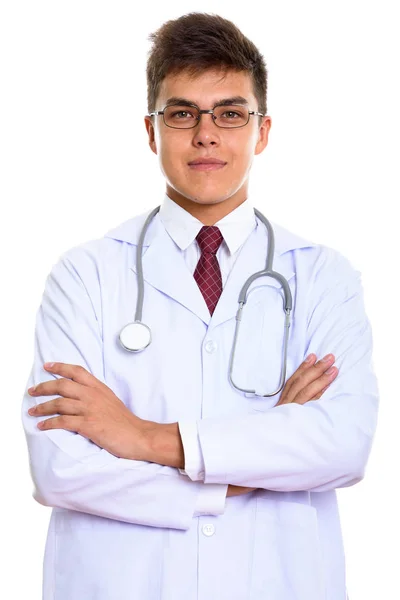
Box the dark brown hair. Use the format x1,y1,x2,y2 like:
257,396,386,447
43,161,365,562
146,13,268,116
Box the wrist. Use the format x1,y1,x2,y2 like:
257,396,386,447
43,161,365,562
142,421,185,469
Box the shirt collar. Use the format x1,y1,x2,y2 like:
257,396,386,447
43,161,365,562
104,197,317,258
158,193,257,255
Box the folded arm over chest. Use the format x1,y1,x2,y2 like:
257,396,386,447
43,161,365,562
21,246,227,530
181,246,380,492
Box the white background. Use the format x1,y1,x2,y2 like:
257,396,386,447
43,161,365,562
1,1,398,598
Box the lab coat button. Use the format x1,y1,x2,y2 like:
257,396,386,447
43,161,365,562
205,340,217,353
202,524,215,537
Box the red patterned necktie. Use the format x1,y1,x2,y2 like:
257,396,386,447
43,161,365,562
193,225,224,316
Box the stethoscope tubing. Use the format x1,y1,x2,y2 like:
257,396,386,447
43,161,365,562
119,205,292,397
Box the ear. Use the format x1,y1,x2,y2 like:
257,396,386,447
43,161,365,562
254,116,272,156
144,116,157,155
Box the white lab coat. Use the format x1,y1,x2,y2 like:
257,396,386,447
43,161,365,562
21,205,379,600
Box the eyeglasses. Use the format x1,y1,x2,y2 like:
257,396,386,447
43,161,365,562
148,104,266,129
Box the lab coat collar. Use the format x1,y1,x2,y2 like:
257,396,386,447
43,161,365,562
104,207,317,328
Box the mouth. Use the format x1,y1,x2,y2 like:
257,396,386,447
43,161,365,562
188,158,227,171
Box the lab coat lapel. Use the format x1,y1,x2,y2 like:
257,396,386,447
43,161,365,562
127,213,212,325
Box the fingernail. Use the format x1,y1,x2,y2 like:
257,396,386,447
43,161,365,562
305,354,315,363
326,366,336,375
322,354,333,362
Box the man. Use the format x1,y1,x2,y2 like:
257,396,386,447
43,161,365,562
21,12,379,600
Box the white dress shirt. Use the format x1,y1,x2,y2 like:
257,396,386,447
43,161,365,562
158,193,257,515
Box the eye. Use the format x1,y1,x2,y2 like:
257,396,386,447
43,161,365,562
171,110,195,119
221,110,241,119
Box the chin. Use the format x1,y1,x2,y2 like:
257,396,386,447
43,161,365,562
185,191,233,205
191,183,240,202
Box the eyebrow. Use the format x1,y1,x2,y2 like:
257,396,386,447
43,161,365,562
163,96,249,109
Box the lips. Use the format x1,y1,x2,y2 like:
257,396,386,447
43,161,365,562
188,157,227,171
188,158,226,166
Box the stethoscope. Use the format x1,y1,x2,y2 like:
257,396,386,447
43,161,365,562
119,205,293,397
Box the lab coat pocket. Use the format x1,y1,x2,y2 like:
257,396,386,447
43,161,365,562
250,497,326,600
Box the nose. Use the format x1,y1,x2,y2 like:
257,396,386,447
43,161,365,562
191,113,220,148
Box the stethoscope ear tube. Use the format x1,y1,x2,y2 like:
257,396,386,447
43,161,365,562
134,206,162,324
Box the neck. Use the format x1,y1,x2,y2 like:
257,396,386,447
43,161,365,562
166,186,248,225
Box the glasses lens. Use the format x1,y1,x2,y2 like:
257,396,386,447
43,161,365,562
164,105,199,128
214,105,249,128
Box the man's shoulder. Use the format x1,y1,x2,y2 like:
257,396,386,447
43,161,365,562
269,219,360,282
268,218,318,257
103,207,159,247
53,208,156,270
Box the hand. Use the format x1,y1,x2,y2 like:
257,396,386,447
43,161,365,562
27,362,150,461
226,484,257,497
274,353,338,407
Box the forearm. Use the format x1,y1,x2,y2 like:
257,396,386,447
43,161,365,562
145,423,256,497
145,376,377,492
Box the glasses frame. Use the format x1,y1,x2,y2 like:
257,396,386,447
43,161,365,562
147,103,266,129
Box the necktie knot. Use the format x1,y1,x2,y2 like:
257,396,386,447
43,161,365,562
196,226,224,255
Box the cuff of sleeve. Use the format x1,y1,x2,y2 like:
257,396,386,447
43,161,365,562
193,484,228,516
178,420,205,481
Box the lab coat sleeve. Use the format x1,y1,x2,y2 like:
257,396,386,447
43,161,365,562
193,483,228,516
178,423,228,514
21,248,227,530
178,420,205,480
194,247,380,492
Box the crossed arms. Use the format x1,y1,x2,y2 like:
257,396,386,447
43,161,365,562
21,246,379,529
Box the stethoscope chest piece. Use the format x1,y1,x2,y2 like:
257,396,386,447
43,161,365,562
119,321,152,352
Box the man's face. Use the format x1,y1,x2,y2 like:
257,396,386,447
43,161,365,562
144,68,271,209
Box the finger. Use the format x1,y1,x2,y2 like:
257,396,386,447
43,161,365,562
29,377,84,401
292,368,338,405
280,355,336,405
302,384,331,403
42,362,106,391
310,384,331,401
277,354,317,405
28,397,84,417
37,415,83,433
